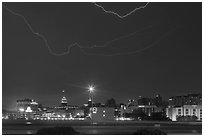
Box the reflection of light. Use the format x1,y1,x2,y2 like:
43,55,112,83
103,114,105,117
48,117,50,120
26,130,32,134
116,117,132,121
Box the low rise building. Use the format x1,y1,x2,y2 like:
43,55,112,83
166,105,202,121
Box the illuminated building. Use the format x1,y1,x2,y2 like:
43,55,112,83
167,93,202,121
137,105,161,116
168,93,202,106
136,95,164,116
72,109,84,118
16,98,39,119
61,90,68,107
54,90,69,110
166,105,202,121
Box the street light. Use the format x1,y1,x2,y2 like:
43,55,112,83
88,85,95,120
88,85,94,93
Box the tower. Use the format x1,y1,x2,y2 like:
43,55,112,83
61,90,68,107
88,97,92,107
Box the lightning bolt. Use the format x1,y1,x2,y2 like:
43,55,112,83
93,2,150,19
3,3,174,57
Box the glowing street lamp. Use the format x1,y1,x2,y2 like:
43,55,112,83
88,85,95,93
88,85,95,120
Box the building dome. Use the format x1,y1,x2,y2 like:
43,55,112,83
61,90,67,106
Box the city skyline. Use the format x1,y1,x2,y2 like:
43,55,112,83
3,2,202,111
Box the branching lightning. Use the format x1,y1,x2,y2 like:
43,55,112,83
3,3,174,57
93,2,150,19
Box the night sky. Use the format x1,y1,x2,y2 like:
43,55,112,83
2,2,202,111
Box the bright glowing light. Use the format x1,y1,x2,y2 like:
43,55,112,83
25,106,32,113
19,108,25,112
138,105,145,107
88,85,95,92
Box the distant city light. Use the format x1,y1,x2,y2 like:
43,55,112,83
19,108,25,112
25,106,32,113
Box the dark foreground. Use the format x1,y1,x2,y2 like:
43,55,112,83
2,120,202,135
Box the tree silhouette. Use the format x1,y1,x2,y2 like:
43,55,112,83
105,98,117,108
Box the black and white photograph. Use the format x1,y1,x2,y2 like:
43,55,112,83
2,1,202,135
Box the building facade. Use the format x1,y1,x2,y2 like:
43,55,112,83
168,93,202,106
166,105,202,121
16,98,39,119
